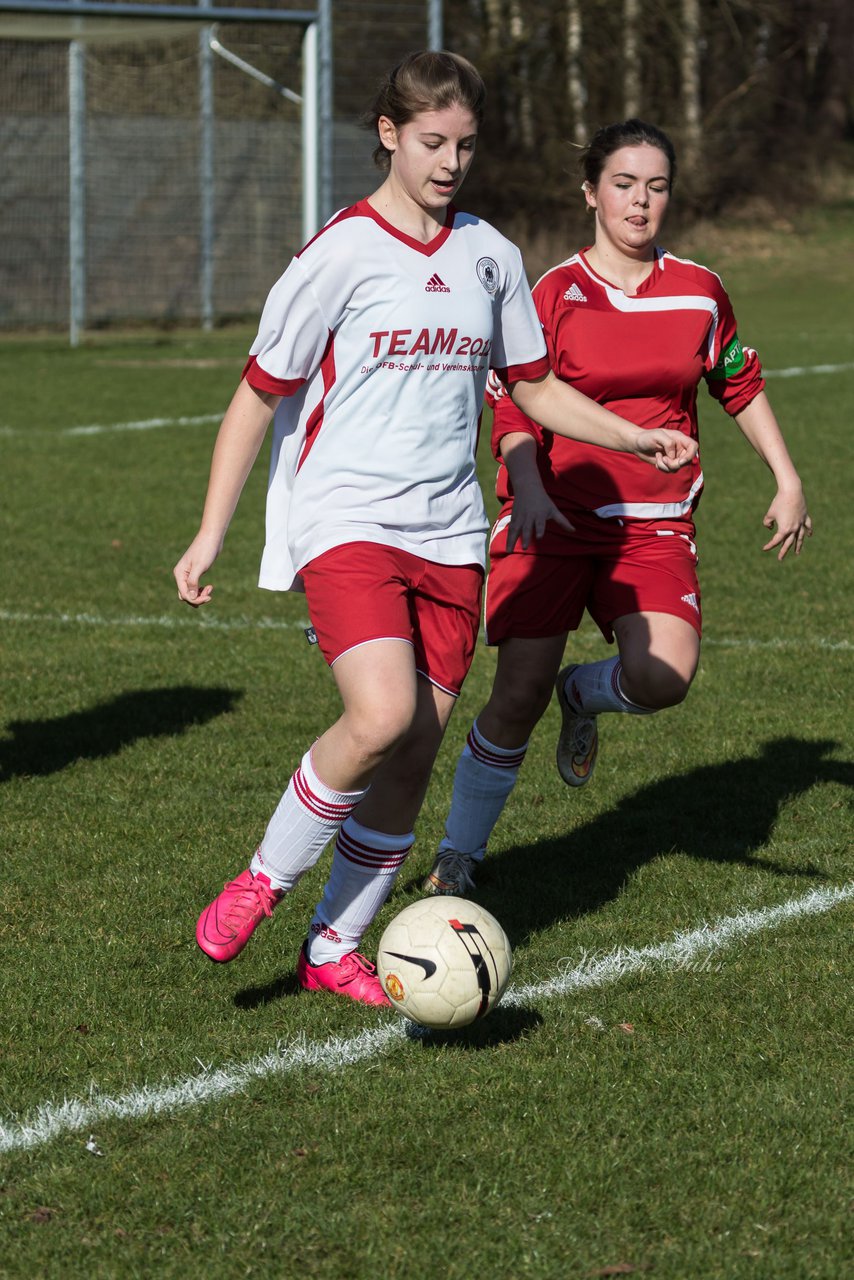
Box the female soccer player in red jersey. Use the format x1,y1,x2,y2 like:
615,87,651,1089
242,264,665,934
175,59,695,1005
425,118,812,899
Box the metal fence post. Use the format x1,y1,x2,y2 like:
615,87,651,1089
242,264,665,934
318,0,332,226
427,0,442,50
199,0,215,330
68,39,86,347
302,21,319,242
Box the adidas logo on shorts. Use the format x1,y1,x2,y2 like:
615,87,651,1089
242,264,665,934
563,282,587,303
425,273,451,292
681,592,699,613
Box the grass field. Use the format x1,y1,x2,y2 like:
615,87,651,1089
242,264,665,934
1,208,852,1279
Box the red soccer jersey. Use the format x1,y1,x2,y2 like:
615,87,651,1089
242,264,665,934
489,247,765,527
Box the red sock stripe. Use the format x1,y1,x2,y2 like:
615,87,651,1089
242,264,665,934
293,767,359,824
336,826,412,871
467,728,527,771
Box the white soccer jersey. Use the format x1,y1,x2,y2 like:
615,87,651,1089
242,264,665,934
245,200,549,590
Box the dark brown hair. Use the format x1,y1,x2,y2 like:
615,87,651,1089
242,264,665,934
366,51,486,171
581,119,677,188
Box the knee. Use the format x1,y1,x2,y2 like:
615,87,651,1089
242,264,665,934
622,663,694,710
345,701,415,767
489,670,554,732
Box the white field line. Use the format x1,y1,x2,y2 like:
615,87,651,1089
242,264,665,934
1,607,851,652
0,608,311,633
0,882,850,1156
64,412,223,437
701,635,852,653
764,361,854,379
0,360,851,441
0,413,222,439
502,882,854,1005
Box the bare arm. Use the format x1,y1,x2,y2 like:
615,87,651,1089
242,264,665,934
733,390,812,559
500,433,573,551
174,379,282,606
509,371,697,471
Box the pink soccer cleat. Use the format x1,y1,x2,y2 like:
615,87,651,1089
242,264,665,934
196,868,283,963
297,944,392,1007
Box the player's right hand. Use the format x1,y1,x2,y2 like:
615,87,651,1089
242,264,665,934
506,489,574,552
174,531,222,607
635,427,698,472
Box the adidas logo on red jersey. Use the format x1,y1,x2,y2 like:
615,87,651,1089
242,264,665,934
563,282,587,303
425,273,451,293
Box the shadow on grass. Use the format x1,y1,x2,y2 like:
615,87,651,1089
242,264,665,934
234,975,542,1047
0,685,242,780
234,972,303,1009
413,736,853,946
233,734,850,1013
406,1004,543,1049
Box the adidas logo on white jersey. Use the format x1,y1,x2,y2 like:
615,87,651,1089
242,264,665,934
425,273,451,293
563,282,587,303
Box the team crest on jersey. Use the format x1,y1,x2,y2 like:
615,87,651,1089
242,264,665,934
476,257,499,295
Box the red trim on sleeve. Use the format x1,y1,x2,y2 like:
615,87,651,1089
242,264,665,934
242,355,306,398
491,353,550,387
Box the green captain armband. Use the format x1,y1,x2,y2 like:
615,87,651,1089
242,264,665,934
708,333,746,380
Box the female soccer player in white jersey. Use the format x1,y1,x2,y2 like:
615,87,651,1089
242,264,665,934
175,58,696,1005
424,118,812,899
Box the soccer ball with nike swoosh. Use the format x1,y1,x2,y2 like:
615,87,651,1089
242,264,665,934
377,896,513,1029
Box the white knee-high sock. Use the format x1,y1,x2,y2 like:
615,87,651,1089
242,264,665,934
306,818,414,963
439,719,528,862
562,657,652,715
250,748,368,892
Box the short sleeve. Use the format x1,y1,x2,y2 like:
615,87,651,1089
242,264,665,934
489,243,549,385
703,277,765,416
246,257,334,396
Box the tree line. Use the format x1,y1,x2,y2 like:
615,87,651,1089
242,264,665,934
443,0,853,226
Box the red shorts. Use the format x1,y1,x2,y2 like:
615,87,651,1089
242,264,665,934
484,507,701,645
300,541,483,697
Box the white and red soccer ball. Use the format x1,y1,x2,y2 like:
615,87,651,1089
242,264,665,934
377,896,512,1029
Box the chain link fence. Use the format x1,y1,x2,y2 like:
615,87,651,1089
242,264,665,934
0,2,435,335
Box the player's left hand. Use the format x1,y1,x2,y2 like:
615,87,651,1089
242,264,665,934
762,487,813,560
634,428,698,472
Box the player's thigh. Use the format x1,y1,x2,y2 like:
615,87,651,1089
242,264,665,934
301,541,415,665
484,537,592,646
331,638,421,737
613,611,700,697
588,528,702,642
357,677,459,834
410,560,483,697
589,529,701,705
